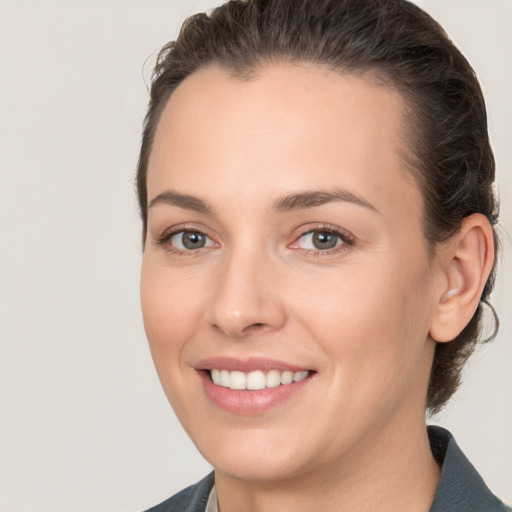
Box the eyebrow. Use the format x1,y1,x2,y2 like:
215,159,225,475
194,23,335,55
273,188,379,213
148,190,212,214
148,187,378,214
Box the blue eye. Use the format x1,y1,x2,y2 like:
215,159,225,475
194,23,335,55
296,230,346,251
169,230,216,250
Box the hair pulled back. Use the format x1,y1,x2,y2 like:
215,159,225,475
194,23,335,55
136,0,499,413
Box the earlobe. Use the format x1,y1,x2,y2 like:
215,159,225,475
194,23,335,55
429,214,495,343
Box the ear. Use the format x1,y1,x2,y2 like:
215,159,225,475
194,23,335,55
429,214,495,343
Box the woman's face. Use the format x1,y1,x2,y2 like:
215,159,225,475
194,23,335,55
141,64,442,482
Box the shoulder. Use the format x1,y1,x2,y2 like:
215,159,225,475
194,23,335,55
428,426,510,512
143,473,215,512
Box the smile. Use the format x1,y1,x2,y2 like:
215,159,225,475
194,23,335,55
197,358,315,413
209,369,310,390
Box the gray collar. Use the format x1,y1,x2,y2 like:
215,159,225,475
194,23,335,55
428,425,509,511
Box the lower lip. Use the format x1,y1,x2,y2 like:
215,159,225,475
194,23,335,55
199,371,313,414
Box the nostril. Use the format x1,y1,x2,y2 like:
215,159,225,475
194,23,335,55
244,322,267,333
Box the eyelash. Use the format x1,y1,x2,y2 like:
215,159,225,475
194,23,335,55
156,224,355,257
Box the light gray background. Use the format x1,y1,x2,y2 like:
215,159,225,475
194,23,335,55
0,1,510,511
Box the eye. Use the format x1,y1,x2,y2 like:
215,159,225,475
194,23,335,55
166,230,216,251
301,231,340,250
292,228,353,253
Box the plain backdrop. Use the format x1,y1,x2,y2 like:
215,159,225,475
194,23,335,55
0,1,510,511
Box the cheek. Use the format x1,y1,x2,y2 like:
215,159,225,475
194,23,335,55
140,259,203,369
287,257,433,386
140,259,210,423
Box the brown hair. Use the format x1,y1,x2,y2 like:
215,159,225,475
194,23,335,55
136,0,499,413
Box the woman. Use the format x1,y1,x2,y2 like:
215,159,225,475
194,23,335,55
137,0,509,510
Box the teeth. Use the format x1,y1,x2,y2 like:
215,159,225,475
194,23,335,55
209,369,311,390
229,371,246,390
280,371,294,385
247,370,266,390
266,370,281,388
220,370,230,387
293,371,309,382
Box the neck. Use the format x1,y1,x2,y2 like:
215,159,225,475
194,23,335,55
215,415,440,512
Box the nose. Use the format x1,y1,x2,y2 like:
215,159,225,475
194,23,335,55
205,247,287,338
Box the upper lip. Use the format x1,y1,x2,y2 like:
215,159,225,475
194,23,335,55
195,356,313,373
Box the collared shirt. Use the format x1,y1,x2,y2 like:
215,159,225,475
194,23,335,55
205,485,218,512
145,426,510,512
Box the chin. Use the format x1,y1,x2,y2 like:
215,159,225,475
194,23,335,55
208,451,308,483
190,425,312,482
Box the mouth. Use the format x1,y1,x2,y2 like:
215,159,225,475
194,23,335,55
208,368,311,390
196,357,316,414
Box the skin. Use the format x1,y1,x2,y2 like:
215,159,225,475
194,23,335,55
140,63,493,512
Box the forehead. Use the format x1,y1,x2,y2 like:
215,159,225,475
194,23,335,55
147,63,420,219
